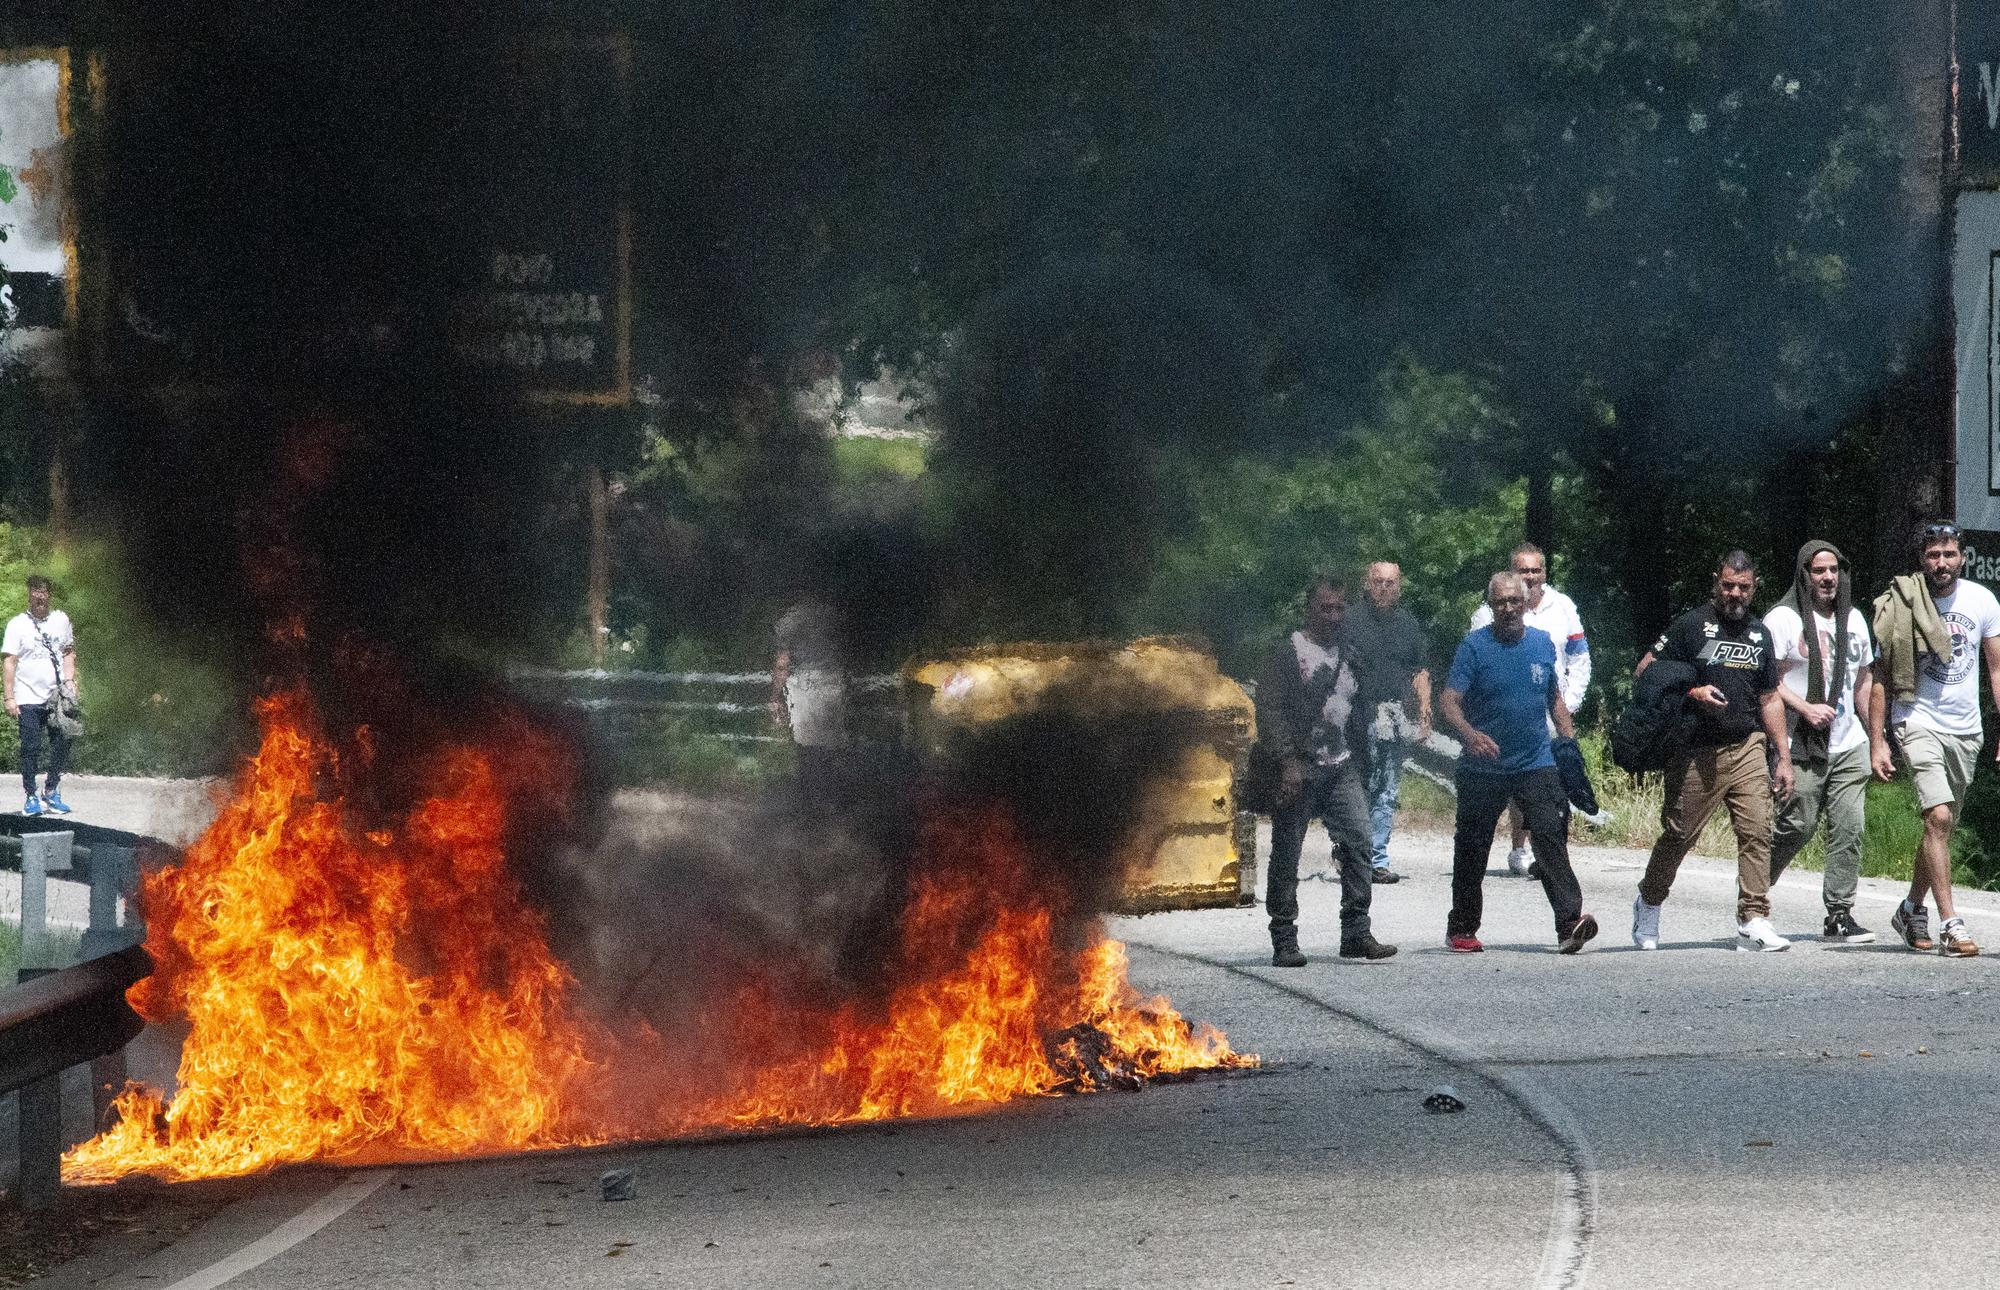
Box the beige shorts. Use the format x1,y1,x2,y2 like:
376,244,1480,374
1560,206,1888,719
1895,723,1983,814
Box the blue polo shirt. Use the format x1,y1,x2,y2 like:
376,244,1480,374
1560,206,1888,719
1446,625,1558,775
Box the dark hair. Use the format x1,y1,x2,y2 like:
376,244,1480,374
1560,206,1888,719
1916,520,1963,555
1306,573,1347,599
24,575,50,594
1510,542,1545,563
1717,549,1756,575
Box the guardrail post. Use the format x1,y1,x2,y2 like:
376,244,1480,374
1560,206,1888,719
17,1074,61,1210
19,831,75,976
81,843,141,1122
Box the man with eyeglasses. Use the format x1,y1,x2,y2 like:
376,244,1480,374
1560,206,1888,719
1868,521,2000,958
1631,550,1794,951
1342,561,1432,884
1439,571,1598,953
1470,542,1594,875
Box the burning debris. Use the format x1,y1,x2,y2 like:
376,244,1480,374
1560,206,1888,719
59,682,1254,1186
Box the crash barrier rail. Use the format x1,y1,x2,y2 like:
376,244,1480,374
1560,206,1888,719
0,943,152,1209
507,666,907,746
1,825,153,1209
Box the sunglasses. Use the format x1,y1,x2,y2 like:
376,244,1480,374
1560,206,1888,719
1923,522,1962,539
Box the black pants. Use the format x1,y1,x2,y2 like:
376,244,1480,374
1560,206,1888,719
18,704,69,799
1267,761,1374,941
1449,765,1582,939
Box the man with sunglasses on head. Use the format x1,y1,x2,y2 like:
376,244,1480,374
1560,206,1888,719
1868,521,2000,958
1630,550,1794,952
1470,542,1594,875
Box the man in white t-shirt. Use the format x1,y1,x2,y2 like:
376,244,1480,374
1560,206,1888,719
1,575,79,816
1867,523,2000,957
1469,543,1593,874
1764,541,1875,942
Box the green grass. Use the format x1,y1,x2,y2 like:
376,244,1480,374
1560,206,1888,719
0,918,84,978
833,434,927,483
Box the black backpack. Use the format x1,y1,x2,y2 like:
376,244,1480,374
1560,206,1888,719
1610,658,1698,775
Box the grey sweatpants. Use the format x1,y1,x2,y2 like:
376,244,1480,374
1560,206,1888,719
1768,741,1869,914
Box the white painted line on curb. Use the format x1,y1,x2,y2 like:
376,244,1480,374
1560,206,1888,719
154,1170,394,1290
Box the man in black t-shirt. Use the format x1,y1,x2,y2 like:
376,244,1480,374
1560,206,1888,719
1631,551,1795,952
1340,561,1432,884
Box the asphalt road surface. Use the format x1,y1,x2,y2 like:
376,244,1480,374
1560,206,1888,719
24,814,2000,1290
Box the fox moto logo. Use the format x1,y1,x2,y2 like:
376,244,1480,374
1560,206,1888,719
1697,639,1766,668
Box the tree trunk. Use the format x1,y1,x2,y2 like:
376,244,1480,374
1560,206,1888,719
1525,457,1555,556
587,460,609,667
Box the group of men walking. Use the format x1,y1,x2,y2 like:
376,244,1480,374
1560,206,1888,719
1253,522,2000,965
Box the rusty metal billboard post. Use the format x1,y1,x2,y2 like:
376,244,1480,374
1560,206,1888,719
0,944,151,1210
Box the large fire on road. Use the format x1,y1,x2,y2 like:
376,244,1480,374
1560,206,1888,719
61,689,1252,1184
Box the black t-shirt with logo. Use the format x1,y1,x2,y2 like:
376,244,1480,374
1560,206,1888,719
1651,604,1779,747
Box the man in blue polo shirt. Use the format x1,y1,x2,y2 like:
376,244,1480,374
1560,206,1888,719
1438,571,1598,954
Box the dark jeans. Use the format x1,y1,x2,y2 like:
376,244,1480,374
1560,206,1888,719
1449,765,1582,939
1268,761,1374,941
18,704,69,799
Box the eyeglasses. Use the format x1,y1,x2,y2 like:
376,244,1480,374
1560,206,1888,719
1924,522,1962,539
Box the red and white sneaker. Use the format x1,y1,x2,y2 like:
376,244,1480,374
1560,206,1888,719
1447,933,1484,953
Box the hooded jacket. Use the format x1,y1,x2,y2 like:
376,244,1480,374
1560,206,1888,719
1871,574,1952,707
1776,539,1851,765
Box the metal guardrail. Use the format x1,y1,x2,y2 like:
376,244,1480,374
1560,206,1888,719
1,944,152,1209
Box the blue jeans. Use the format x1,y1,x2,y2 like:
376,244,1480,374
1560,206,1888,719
1365,730,1406,870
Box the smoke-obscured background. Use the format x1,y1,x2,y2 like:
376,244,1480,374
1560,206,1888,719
0,0,1950,764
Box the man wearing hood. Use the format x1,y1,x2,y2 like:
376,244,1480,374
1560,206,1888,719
1764,541,1876,942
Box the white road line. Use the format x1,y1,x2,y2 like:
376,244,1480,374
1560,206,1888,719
154,1170,394,1290
1132,943,1596,1290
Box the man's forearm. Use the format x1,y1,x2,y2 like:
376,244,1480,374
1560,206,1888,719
1760,692,1790,754
1439,689,1476,744
1549,694,1575,740
1866,662,1889,743
1411,669,1432,716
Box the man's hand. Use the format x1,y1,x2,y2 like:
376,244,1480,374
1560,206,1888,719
1871,738,1897,783
1772,758,1795,801
3,699,15,720
768,699,787,730
1462,730,1500,760
1277,757,1307,803
1689,684,1729,711
1797,701,1836,730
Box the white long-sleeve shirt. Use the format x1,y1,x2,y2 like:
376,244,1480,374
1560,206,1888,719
1470,584,1591,714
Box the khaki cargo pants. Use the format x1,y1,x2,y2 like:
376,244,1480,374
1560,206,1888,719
1638,732,1774,923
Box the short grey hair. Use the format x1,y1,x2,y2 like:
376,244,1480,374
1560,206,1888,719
1486,571,1524,603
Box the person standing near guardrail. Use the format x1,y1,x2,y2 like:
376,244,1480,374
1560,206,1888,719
1631,551,1794,952
771,594,850,804
1438,571,1597,954
1469,543,1595,876
1252,576,1397,967
3,575,79,817
1342,561,1431,885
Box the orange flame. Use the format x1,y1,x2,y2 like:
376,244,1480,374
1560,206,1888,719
63,692,1252,1184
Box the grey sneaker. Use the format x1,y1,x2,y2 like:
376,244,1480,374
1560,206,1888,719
1891,901,1933,951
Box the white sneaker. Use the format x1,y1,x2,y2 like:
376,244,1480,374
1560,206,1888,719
1632,894,1661,950
1580,808,1613,828
1734,917,1791,952
1506,846,1532,876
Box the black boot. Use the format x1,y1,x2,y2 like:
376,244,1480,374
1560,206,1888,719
1338,932,1398,960
1270,922,1308,968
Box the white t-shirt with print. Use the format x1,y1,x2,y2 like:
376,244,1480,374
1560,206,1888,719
1893,579,2000,738
1291,631,1357,769
1763,603,1873,756
1,609,73,707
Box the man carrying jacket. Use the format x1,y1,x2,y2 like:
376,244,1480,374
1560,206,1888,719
1631,550,1795,952
1254,576,1398,967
